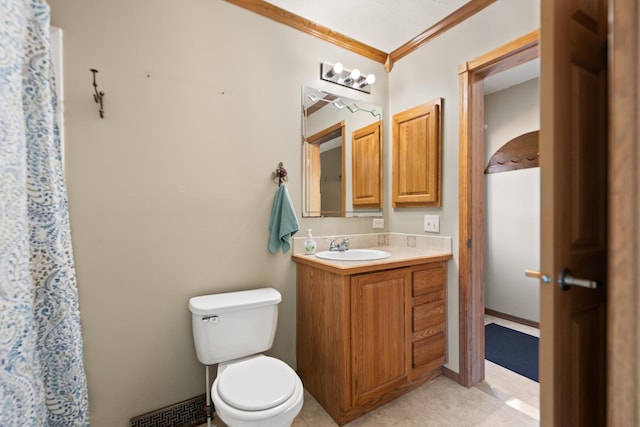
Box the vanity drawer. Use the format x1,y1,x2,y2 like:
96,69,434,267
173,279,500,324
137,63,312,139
412,263,446,296
413,300,445,333
413,333,445,369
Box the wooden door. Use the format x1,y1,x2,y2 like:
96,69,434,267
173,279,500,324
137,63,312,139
352,121,382,208
540,0,608,425
351,269,409,407
307,142,321,214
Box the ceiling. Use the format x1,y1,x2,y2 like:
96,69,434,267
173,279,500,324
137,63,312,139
240,0,540,92
265,0,473,53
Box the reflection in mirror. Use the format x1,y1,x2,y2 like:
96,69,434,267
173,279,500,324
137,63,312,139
302,86,383,218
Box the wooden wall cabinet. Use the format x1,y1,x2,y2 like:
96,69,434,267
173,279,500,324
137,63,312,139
392,99,443,207
352,121,382,208
295,259,448,425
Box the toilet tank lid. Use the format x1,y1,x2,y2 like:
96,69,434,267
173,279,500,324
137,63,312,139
189,288,281,315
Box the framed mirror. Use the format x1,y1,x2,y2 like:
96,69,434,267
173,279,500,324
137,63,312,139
302,86,383,218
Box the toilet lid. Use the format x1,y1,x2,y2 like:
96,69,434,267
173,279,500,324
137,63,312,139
217,357,296,411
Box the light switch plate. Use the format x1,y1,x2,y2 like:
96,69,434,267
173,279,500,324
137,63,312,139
372,218,384,229
424,215,440,233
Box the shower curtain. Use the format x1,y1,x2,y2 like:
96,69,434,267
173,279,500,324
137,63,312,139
0,0,90,425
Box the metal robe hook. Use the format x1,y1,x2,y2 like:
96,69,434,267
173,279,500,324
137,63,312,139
273,162,288,186
90,69,105,118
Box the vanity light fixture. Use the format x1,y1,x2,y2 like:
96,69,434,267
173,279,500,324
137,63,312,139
320,62,375,94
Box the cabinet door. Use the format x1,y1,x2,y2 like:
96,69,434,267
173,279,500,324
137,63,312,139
392,99,442,207
352,121,382,208
351,269,409,406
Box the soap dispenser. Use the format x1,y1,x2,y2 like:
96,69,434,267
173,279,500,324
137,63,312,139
304,229,317,255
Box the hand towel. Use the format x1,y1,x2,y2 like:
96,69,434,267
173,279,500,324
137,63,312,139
268,183,300,254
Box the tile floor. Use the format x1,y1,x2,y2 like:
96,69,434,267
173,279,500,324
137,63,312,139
202,315,539,427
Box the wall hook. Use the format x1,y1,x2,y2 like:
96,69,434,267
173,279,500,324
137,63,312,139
272,162,288,186
90,68,105,118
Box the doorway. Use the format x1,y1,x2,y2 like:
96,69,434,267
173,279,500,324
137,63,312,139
483,74,540,327
457,30,540,387
481,70,541,418
457,2,639,422
305,121,346,217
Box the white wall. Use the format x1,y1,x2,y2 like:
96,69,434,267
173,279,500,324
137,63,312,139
387,0,540,372
48,1,388,425
484,78,540,322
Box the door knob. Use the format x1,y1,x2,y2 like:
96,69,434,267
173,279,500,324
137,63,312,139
557,268,598,291
524,269,551,283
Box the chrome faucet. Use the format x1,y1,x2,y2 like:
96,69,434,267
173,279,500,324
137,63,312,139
327,236,351,252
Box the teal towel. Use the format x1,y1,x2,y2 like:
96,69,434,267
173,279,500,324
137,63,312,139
268,184,300,254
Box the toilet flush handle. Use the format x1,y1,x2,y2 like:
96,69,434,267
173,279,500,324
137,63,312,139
202,315,218,323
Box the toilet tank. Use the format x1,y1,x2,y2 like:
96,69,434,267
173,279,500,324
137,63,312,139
188,288,281,365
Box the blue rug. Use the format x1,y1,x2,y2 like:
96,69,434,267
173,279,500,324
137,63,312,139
485,323,539,382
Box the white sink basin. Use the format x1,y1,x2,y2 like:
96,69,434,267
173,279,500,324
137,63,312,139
315,249,391,261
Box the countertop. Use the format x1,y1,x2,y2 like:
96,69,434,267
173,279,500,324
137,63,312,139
291,245,452,275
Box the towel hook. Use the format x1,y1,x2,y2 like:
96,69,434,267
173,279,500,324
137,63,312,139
273,162,288,186
90,68,105,118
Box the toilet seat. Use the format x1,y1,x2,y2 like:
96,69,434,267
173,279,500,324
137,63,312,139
216,356,297,411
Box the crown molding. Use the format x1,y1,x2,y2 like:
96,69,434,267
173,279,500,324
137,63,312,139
224,0,498,72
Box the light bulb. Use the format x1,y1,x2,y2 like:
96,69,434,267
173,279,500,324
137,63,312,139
344,68,360,84
325,62,344,78
359,74,376,88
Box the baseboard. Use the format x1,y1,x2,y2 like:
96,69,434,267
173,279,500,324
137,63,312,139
129,394,207,427
442,366,460,384
485,308,539,329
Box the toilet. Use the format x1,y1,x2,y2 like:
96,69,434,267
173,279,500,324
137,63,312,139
189,288,303,427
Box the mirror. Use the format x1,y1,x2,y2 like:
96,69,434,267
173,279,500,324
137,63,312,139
302,86,383,217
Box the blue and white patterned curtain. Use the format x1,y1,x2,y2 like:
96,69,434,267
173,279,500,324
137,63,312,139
0,0,90,425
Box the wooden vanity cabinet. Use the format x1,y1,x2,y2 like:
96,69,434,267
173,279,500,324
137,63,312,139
295,259,448,425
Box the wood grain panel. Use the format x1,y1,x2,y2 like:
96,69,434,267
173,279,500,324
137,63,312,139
413,290,445,306
392,99,442,207
413,333,446,368
412,262,446,296
296,264,351,422
352,122,382,208
412,322,446,342
568,305,606,425
484,130,539,174
413,300,445,333
539,0,608,423
569,65,606,252
608,0,640,424
351,270,408,407
306,142,321,213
